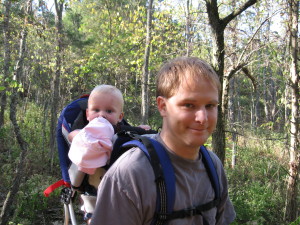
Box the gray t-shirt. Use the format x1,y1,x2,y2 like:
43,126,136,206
90,134,235,225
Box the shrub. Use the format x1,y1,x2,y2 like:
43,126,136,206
13,174,61,224
226,128,287,225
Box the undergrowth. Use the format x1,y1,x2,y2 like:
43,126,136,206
0,103,62,224
226,127,289,225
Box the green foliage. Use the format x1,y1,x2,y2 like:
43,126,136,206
0,124,17,191
18,103,50,148
14,174,61,224
0,103,62,224
290,216,300,225
226,127,288,225
229,179,285,224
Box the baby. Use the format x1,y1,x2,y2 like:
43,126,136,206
68,84,125,175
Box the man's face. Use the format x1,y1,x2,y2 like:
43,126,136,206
157,77,219,159
86,92,123,125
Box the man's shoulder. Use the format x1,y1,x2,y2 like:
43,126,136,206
201,147,225,176
109,145,153,173
205,148,222,164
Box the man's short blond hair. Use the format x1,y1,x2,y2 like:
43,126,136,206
156,57,221,98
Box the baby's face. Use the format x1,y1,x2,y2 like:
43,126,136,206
86,92,123,125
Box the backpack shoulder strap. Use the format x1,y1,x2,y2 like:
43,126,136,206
200,145,221,199
122,136,175,225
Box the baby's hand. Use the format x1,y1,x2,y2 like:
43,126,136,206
138,125,151,130
68,129,81,142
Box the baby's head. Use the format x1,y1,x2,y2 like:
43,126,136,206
86,84,124,125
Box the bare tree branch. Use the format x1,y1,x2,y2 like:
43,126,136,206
222,0,258,26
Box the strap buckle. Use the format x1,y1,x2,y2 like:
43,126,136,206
184,207,198,217
155,212,171,221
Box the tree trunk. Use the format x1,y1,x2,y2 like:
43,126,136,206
186,0,192,56
228,78,238,168
262,66,271,122
141,0,153,124
0,0,12,128
205,0,257,163
285,0,300,222
0,1,31,224
253,88,260,127
50,0,64,168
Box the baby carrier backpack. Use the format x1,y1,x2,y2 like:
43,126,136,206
43,95,156,224
43,95,220,225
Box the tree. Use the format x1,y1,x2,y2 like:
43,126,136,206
185,0,192,56
0,0,32,224
49,0,64,168
0,0,12,127
285,0,300,221
141,0,154,124
204,0,258,163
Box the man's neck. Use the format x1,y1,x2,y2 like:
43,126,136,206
159,132,199,160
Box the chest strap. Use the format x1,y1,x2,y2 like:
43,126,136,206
154,198,221,221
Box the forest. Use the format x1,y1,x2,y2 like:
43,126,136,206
0,0,299,224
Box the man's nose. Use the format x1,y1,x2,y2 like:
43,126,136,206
195,107,208,123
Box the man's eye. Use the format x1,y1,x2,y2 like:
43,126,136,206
94,109,100,112
106,110,113,114
206,104,217,109
184,103,194,108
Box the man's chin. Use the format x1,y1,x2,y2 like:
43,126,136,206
188,136,209,147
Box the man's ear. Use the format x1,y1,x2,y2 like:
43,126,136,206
157,96,167,117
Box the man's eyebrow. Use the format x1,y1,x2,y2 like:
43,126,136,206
208,100,219,104
180,98,219,104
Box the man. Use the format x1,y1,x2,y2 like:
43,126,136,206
90,57,236,225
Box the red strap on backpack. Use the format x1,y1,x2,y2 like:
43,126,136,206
43,179,70,197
